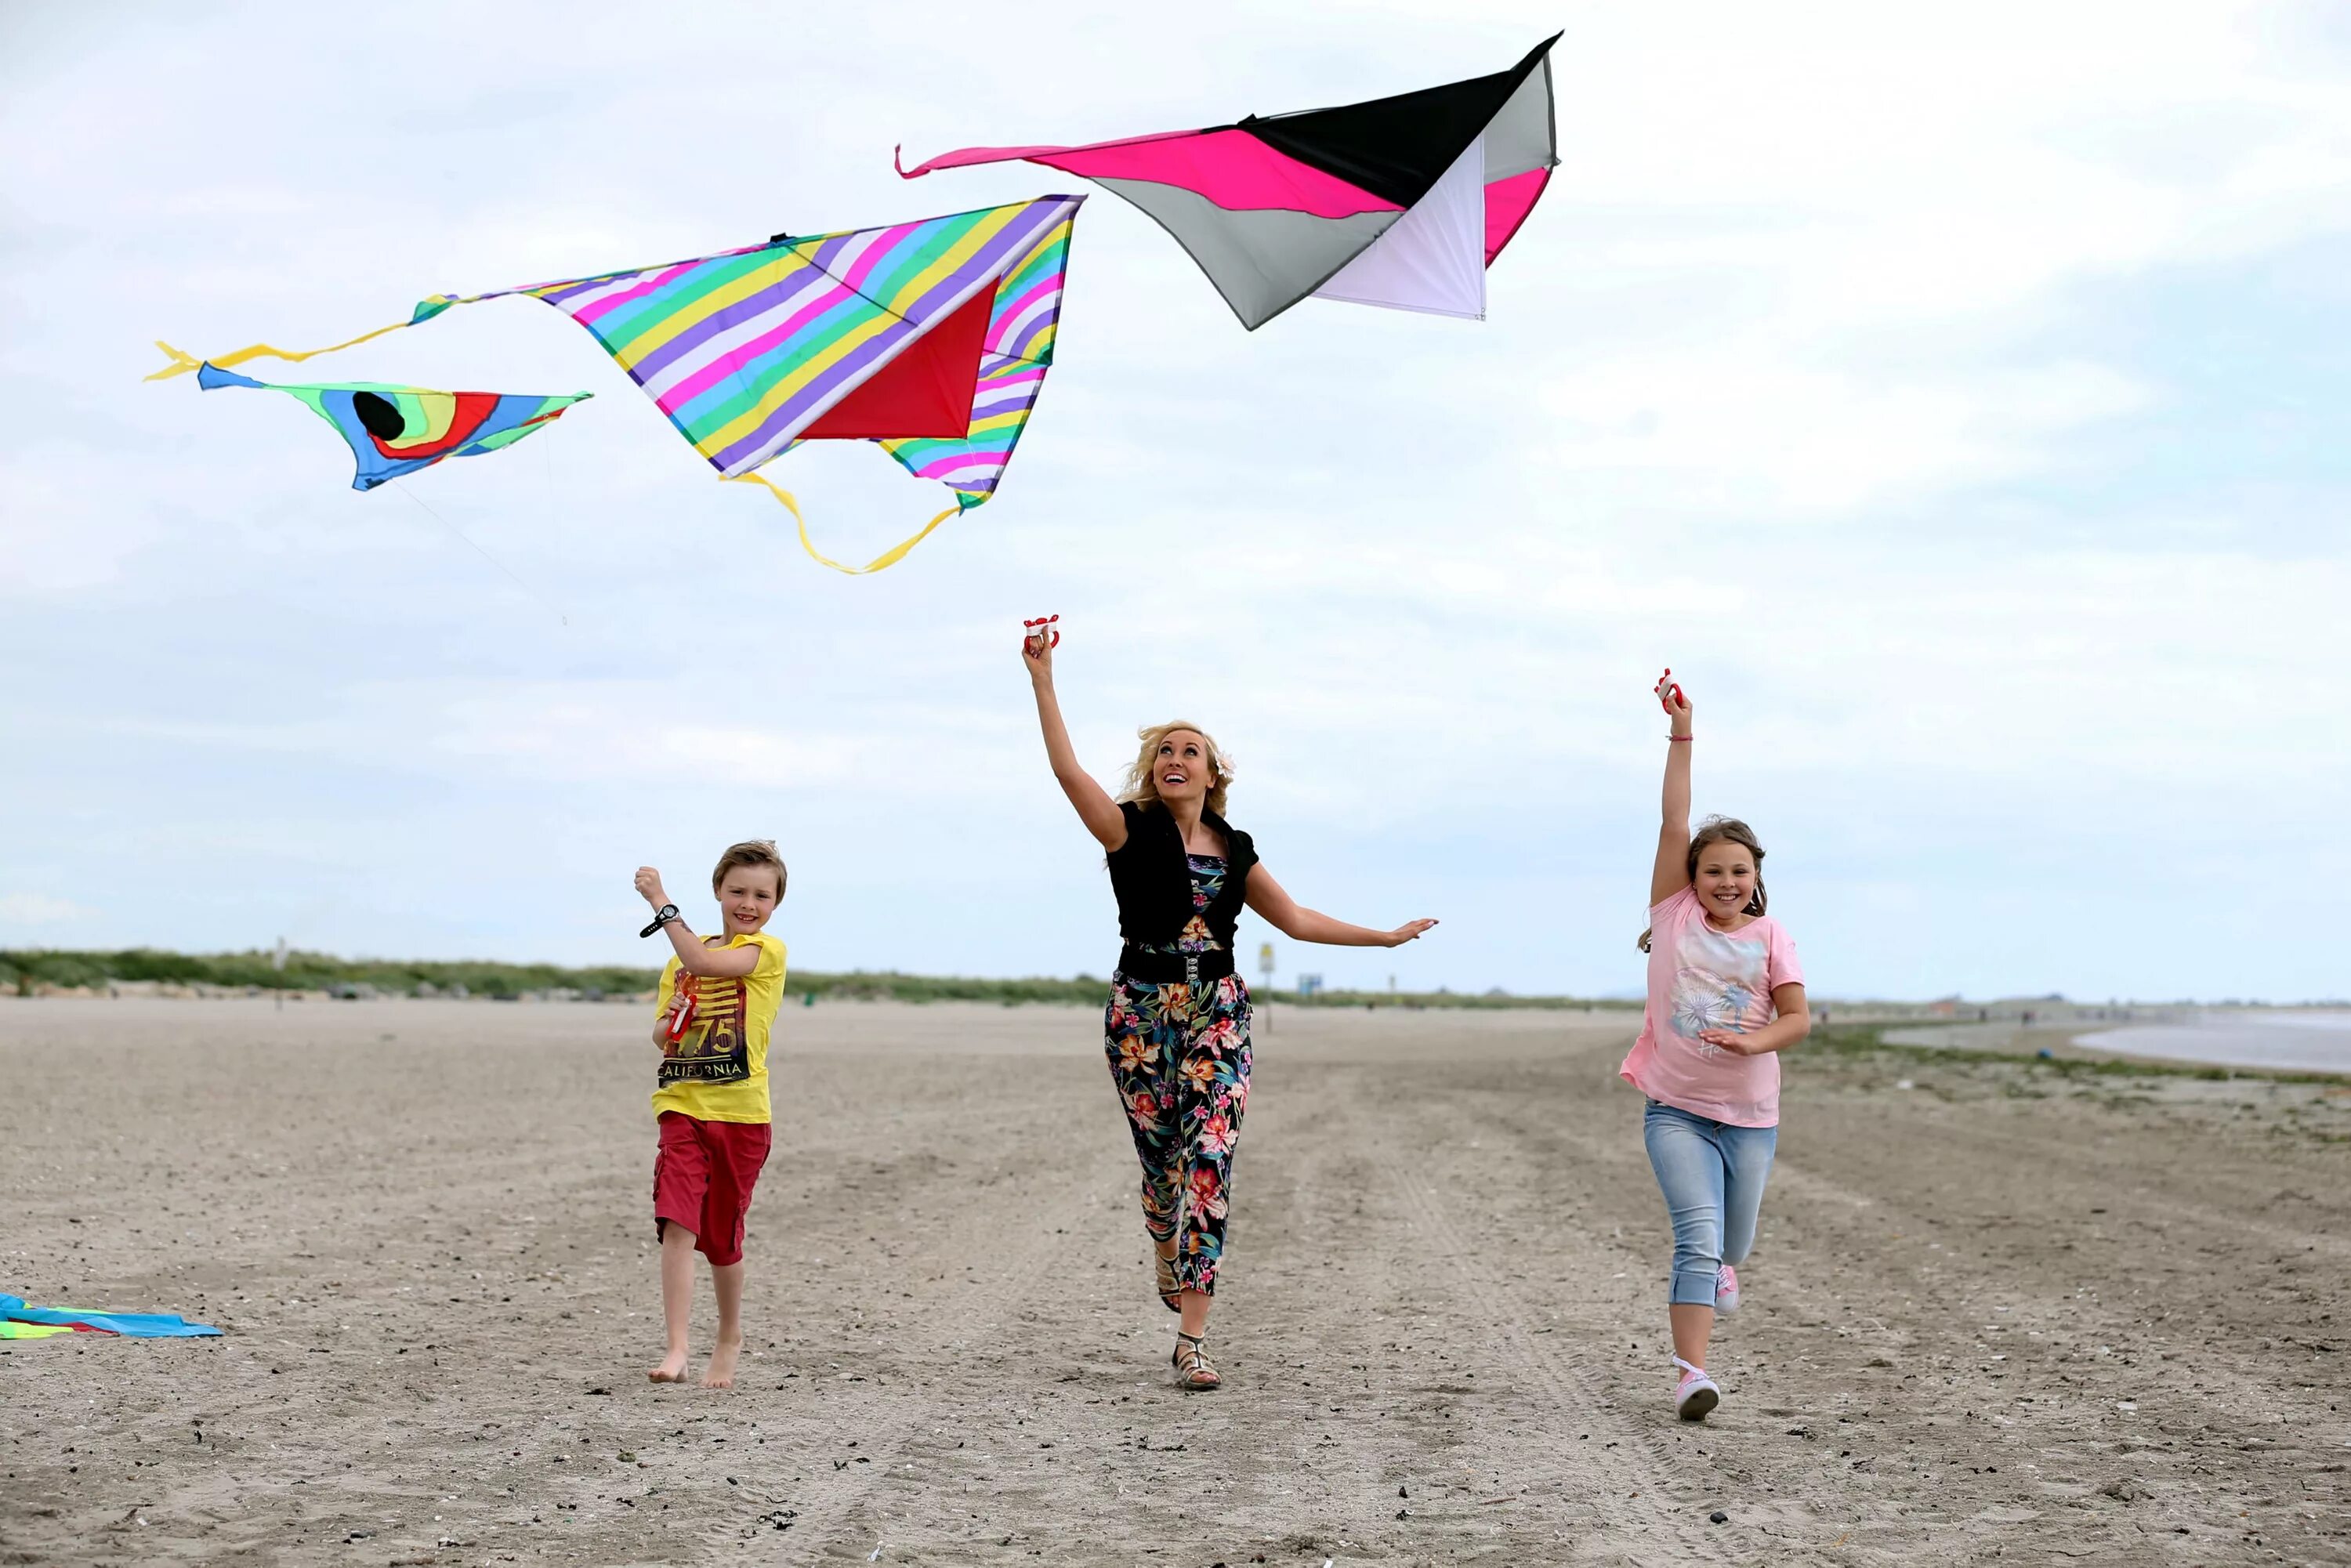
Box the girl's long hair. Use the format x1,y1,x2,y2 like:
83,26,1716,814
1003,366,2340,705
1118,720,1233,819
1639,816,1767,951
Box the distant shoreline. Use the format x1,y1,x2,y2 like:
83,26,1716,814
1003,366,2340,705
1884,1013,2351,1078
2070,1009,2351,1075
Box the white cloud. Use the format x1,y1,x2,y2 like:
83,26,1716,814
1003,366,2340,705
1538,357,2154,515
102,682,897,790
0,893,96,927
0,445,161,596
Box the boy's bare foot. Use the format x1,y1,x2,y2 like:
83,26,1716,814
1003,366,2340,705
701,1334,743,1389
648,1349,690,1383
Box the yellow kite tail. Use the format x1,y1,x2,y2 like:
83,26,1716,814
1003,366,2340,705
725,473,958,574
144,316,419,382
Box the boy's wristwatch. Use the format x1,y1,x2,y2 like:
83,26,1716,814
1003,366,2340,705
639,904,680,938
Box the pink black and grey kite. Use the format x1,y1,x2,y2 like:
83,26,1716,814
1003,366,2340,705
897,34,1558,331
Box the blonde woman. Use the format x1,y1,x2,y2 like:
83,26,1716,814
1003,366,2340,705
1023,628,1437,1390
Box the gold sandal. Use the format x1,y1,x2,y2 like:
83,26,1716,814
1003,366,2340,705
1172,1331,1221,1391
1154,1248,1182,1313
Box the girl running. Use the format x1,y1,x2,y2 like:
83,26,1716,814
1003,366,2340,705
1621,672,1810,1421
1023,625,1436,1390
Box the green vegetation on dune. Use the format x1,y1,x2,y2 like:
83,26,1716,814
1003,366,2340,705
0,947,1632,1011
802,970,1106,1006
798,972,1630,1009
0,947,658,1001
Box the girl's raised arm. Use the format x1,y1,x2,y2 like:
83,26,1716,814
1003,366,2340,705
1650,674,1694,907
1023,629,1128,852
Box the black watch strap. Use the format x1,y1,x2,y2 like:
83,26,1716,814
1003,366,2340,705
639,904,680,939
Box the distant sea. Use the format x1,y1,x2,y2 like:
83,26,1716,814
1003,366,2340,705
2081,1010,2351,1074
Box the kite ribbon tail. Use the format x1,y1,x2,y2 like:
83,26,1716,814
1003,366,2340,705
144,316,419,382
147,342,203,380
725,473,958,574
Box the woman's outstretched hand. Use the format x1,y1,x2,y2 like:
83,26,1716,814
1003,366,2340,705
1021,618,1056,685
1385,918,1440,947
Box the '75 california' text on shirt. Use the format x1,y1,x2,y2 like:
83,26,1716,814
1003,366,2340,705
1618,886,1802,1128
650,931,787,1124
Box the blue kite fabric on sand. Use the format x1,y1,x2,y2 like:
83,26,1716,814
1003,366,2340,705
197,363,591,491
1,1293,223,1338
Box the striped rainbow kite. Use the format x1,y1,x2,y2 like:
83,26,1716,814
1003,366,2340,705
151,197,1086,574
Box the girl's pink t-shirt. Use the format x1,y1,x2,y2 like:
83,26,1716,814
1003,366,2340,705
1618,886,1803,1128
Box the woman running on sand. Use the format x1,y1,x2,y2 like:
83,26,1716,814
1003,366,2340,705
1023,626,1437,1390
1621,672,1811,1421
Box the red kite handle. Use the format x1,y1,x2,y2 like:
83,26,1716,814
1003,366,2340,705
662,987,697,1045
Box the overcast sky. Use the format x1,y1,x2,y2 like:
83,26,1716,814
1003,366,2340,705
4,2,2348,1001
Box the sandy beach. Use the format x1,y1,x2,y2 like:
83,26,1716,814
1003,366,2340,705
2,996,2346,1566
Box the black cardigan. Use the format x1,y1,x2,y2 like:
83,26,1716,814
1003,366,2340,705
1105,800,1259,951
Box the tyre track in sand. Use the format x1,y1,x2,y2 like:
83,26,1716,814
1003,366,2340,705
1373,1106,1686,1534
706,1136,1114,1565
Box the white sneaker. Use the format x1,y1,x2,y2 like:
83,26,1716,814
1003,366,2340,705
1715,1263,1741,1313
1672,1356,1719,1421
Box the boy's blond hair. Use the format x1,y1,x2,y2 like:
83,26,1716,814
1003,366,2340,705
712,839,787,898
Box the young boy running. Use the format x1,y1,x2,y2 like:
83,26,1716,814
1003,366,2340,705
632,841,788,1388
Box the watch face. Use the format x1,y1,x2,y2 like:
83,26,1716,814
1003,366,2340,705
658,904,679,920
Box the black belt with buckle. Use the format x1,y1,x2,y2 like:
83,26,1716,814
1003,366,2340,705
1116,946,1237,987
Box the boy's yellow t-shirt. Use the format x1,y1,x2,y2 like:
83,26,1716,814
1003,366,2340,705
649,930,786,1124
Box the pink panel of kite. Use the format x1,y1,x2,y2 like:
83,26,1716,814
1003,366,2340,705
1483,167,1551,264
904,130,1400,219
896,131,1195,177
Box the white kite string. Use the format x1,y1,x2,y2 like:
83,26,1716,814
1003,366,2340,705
389,478,570,628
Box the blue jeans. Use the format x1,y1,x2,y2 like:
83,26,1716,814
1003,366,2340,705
1643,1100,1777,1307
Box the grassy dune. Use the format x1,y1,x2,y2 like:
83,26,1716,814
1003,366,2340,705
0,946,1634,1011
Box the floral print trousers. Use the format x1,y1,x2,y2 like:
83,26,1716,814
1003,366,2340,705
1104,972,1252,1295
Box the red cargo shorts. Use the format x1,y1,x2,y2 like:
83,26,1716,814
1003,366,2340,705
652,1111,772,1267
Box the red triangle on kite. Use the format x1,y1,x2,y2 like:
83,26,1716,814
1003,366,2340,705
800,280,996,440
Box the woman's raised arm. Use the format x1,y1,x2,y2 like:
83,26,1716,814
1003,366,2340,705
1023,628,1127,852
1650,672,1694,907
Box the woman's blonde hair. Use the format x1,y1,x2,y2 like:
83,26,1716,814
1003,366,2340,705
1118,720,1234,818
